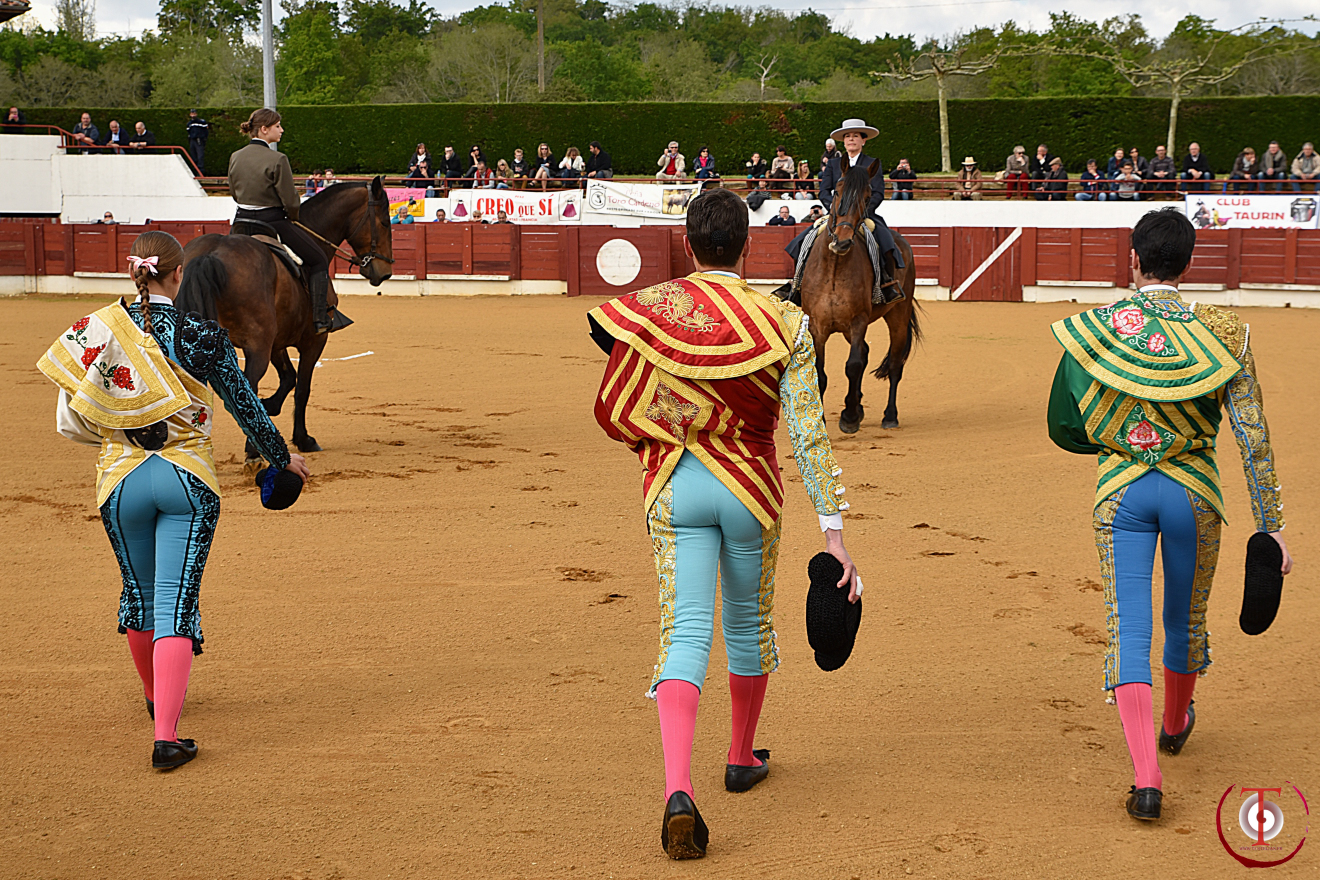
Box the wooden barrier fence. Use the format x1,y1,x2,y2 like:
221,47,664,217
2,220,1318,301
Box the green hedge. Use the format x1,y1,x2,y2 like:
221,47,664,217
20,97,1320,177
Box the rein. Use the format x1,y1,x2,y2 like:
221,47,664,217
296,184,394,270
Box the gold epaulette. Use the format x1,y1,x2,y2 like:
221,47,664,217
1192,302,1248,360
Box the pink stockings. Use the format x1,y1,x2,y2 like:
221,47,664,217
1115,683,1162,790
1163,667,1197,737
656,673,769,799
126,629,193,743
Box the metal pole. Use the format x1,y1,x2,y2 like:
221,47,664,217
262,0,276,111
537,0,544,93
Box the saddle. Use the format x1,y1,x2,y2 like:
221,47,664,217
230,219,304,281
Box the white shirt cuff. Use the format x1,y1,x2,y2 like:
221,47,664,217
819,513,844,532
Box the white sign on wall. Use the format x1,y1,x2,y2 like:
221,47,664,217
447,189,580,223
1185,194,1320,229
585,180,702,219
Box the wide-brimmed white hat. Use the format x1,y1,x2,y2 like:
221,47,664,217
830,118,879,140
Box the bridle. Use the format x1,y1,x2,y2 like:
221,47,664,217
826,166,870,250
296,183,394,272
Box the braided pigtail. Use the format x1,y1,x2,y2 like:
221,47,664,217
126,230,184,338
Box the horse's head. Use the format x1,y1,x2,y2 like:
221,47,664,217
827,161,879,256
346,176,393,286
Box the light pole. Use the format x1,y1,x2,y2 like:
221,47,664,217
262,0,276,111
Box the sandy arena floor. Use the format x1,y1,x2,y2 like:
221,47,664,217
0,294,1315,879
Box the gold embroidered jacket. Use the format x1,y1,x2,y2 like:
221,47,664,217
1049,288,1284,530
590,273,845,529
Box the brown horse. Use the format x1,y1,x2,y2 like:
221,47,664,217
801,161,920,434
180,177,393,457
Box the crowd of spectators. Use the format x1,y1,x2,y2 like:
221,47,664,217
395,140,615,195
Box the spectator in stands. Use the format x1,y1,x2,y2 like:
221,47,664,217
71,112,98,152
1040,157,1068,201
471,208,487,224
304,170,321,197
1029,143,1055,182
890,157,916,200
657,141,685,181
322,168,337,186
494,159,513,189
770,145,794,178
767,205,796,226
495,210,511,224
822,138,840,168
1002,145,1029,199
586,141,613,179
1291,142,1319,192
1230,147,1258,193
953,156,982,200
1128,146,1149,178
511,148,530,184
1180,143,1213,193
99,119,127,154
471,159,496,189
1076,159,1109,201
3,106,25,134
1146,145,1176,195
439,145,463,183
100,211,116,224
434,208,447,222
186,110,210,173
468,146,488,180
391,204,414,224
1258,141,1288,192
1112,160,1142,200
745,152,766,180
407,143,432,181
532,143,556,190
1106,147,1127,178
746,178,771,212
769,168,793,197
794,160,815,199
807,205,824,224
128,121,155,152
693,146,718,180
559,146,586,182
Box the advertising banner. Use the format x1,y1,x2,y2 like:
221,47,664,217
584,179,702,219
1185,194,1319,229
448,188,580,224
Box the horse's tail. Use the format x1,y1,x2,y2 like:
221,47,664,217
873,298,923,381
175,253,228,323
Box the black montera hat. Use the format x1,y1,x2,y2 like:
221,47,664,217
1241,532,1284,635
255,466,303,511
805,552,861,671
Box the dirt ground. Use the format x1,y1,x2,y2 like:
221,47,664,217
0,293,1315,880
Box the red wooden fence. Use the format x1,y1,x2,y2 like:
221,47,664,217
3,221,1319,302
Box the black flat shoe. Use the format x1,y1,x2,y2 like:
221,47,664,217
146,698,154,720
661,791,709,859
1126,786,1162,821
152,738,198,771
1159,703,1195,756
725,748,770,793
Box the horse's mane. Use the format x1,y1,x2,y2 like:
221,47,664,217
836,163,872,217
302,180,370,215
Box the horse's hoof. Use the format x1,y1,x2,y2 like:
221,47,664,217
839,416,861,434
243,456,263,470
295,437,322,453
881,418,899,429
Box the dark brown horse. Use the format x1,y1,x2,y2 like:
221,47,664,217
180,177,393,457
801,161,921,434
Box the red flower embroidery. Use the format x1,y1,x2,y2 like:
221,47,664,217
192,410,208,427
1147,333,1167,353
71,318,90,334
111,366,134,390
1110,306,1147,337
81,344,104,367
1127,420,1162,452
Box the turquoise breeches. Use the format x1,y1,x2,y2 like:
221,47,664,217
100,455,220,646
647,452,780,696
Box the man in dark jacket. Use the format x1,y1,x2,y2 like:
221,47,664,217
782,117,903,302
585,141,613,179
889,158,917,200
71,112,99,152
1146,145,1177,194
186,109,210,173
439,145,463,180
128,121,156,152
1029,143,1056,181
767,205,797,226
99,119,128,154
3,106,26,134
1038,157,1068,201
1180,143,1214,193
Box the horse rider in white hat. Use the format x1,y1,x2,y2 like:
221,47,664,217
782,117,904,303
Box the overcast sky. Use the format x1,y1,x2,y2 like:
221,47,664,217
18,0,1320,45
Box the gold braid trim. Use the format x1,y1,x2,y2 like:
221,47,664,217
1094,487,1128,691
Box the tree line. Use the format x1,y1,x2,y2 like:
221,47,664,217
0,1,1317,109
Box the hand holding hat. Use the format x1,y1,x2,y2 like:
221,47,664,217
806,552,863,671
1240,531,1292,635
254,453,309,510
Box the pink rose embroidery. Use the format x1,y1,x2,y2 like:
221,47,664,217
1127,421,1162,452
1111,307,1146,337
1147,333,1167,353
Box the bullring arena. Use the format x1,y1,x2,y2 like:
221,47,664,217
2,287,1316,877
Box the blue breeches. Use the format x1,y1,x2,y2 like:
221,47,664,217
100,455,220,647
647,452,780,696
1093,470,1222,689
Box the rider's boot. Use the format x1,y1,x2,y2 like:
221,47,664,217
310,271,332,334
874,256,904,305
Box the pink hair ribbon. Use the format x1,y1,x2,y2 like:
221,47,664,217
127,255,159,275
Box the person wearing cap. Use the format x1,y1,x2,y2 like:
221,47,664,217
186,110,210,174
953,156,982,200
1036,156,1068,201
1046,207,1289,822
37,230,309,772
588,188,862,860
782,117,904,302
